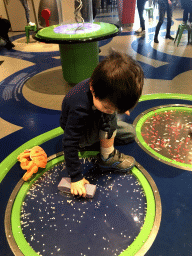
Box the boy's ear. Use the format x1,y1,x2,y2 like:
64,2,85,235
125,110,130,116
89,83,94,94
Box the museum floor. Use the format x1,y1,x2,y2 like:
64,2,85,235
1,5,192,256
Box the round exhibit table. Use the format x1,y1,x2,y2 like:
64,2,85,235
35,22,120,84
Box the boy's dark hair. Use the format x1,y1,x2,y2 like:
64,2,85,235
90,50,144,113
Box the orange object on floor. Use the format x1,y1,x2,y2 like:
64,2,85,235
17,146,47,181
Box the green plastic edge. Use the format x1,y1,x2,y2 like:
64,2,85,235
11,155,155,256
136,106,192,169
120,167,156,256
139,93,192,102
36,22,119,41
0,127,64,183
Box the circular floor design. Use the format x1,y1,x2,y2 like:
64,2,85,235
13,36,59,52
21,161,146,255
134,104,192,170
5,152,161,256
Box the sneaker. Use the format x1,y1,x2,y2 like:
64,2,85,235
154,37,159,43
140,30,145,36
135,27,142,34
165,35,174,40
96,149,135,172
5,42,15,50
28,22,36,26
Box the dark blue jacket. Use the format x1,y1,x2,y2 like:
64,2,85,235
60,78,117,182
60,79,94,182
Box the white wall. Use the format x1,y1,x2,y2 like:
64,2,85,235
61,0,75,24
3,0,78,31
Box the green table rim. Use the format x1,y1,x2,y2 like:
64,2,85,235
135,106,192,170
35,22,119,41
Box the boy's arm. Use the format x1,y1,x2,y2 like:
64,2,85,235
62,105,90,182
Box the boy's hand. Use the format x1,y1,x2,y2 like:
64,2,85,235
71,178,90,197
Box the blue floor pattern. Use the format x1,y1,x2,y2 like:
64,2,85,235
1,24,192,255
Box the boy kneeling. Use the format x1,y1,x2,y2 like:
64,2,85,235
60,50,144,197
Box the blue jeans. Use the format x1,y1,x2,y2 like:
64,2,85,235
183,9,192,23
155,2,172,38
137,0,146,30
19,0,30,23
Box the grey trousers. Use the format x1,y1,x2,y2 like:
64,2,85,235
79,119,136,148
19,0,30,23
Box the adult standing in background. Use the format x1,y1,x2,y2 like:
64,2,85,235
92,0,101,20
75,0,100,22
180,0,192,25
0,15,15,50
154,0,174,43
135,0,146,35
19,0,35,26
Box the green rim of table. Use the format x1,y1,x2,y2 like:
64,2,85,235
35,22,119,41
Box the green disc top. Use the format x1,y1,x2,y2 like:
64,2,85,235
35,22,119,42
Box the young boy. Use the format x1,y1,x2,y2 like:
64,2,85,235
60,50,144,197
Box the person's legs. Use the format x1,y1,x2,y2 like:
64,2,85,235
0,32,10,43
183,9,188,23
79,112,135,148
79,112,135,170
115,120,136,145
137,0,146,31
0,18,14,49
189,12,192,23
166,2,174,39
92,0,100,20
79,111,117,152
0,18,11,40
154,2,166,43
97,134,135,171
100,130,116,159
19,0,30,23
117,0,123,25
